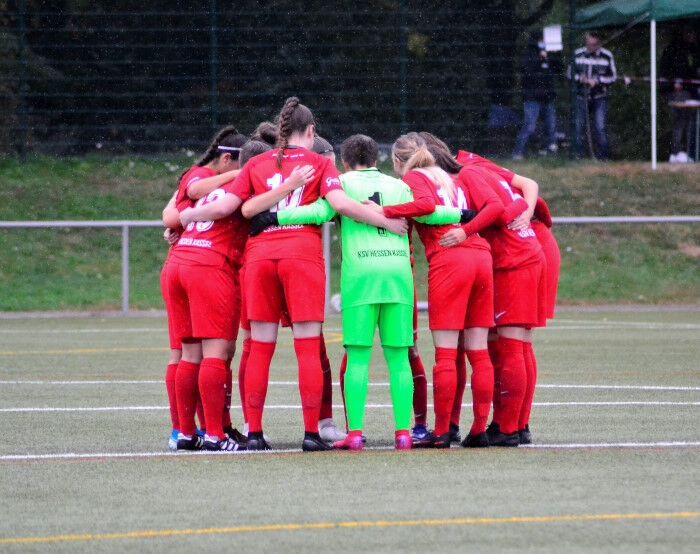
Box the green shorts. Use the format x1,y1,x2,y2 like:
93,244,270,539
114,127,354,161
342,303,413,347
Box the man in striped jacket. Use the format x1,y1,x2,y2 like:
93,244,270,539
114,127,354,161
569,32,617,160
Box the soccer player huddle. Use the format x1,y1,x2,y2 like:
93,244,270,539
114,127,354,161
160,96,560,454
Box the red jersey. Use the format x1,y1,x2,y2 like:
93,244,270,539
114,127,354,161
232,146,342,262
177,165,214,204
169,176,246,269
467,164,542,270
458,150,551,269
383,169,492,261
455,165,505,237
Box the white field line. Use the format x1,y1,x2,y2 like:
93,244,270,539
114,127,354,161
549,318,700,329
1,380,699,391
2,400,699,413
1,441,699,462
0,328,167,334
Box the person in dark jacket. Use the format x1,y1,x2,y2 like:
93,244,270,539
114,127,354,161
569,32,617,160
512,31,562,159
660,25,699,162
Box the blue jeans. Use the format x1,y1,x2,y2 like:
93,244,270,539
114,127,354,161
575,95,609,160
512,101,557,157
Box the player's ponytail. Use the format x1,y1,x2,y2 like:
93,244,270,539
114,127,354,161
392,132,425,169
275,96,316,168
393,132,457,203
251,121,279,146
419,131,463,175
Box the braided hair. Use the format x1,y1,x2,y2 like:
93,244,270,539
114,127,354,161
275,97,315,168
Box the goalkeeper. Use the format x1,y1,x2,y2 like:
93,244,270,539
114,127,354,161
250,134,415,450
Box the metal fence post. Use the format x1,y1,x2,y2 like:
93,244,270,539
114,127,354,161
121,225,130,314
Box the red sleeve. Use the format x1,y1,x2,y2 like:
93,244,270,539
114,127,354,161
231,161,254,201
457,167,504,235
533,197,553,227
382,170,436,218
498,197,529,225
317,155,343,196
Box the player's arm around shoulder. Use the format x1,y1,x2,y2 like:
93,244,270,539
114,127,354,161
325,188,408,236
277,197,336,225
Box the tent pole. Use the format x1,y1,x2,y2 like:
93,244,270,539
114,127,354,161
651,19,657,170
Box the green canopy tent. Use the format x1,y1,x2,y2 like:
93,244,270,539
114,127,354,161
574,0,700,168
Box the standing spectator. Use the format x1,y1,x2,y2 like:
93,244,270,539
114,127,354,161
512,31,562,160
660,25,699,163
569,32,617,160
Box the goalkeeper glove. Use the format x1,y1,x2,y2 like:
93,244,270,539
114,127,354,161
460,209,478,223
249,211,279,236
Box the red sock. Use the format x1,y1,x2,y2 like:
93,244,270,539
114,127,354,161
339,351,348,430
238,338,250,425
451,346,467,426
466,349,494,435
432,347,457,436
294,336,323,433
519,341,538,430
222,358,233,429
196,399,205,433
409,350,428,425
175,360,200,436
165,362,179,430
245,340,275,433
488,338,503,424
497,337,527,434
319,334,333,421
199,357,227,439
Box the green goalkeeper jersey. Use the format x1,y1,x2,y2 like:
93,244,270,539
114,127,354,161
338,168,414,310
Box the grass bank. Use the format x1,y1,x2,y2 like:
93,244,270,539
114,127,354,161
0,154,697,311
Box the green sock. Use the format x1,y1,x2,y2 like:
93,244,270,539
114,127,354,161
383,346,413,430
344,345,371,431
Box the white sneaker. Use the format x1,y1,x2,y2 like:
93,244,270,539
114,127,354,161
318,418,347,442
676,151,690,163
669,154,678,163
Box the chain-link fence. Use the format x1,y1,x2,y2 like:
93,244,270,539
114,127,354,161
1,2,686,160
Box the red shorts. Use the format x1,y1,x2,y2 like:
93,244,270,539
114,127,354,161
427,247,494,330
239,263,291,330
244,257,325,323
160,260,182,350
533,222,560,319
164,261,239,341
493,253,546,328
